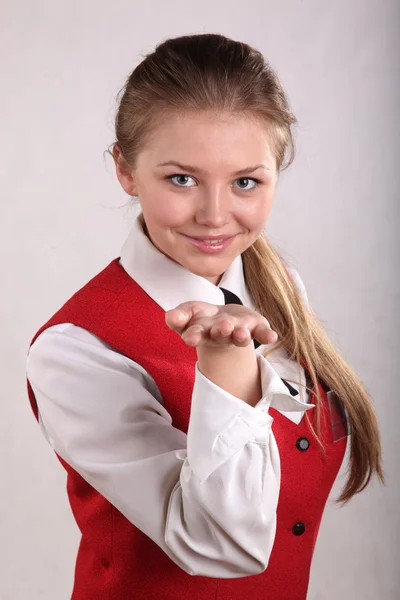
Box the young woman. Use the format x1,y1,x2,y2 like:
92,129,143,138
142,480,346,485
26,33,383,600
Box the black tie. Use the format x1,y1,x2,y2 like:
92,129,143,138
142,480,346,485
219,287,299,397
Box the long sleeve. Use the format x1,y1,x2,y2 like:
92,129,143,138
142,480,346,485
26,323,313,578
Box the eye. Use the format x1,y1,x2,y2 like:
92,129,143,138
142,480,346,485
234,177,262,191
167,174,196,188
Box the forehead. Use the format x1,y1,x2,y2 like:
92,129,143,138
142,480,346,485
139,110,277,169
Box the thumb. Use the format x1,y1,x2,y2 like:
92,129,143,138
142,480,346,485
165,307,192,332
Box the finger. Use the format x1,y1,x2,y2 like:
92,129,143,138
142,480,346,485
165,302,220,333
165,308,191,333
181,324,204,347
231,326,252,347
209,318,235,341
253,322,278,345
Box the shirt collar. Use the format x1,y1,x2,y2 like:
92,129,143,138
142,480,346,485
119,214,255,311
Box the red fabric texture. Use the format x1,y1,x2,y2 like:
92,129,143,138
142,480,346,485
27,258,347,600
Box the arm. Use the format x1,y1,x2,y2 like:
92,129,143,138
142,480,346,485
196,343,262,407
26,323,311,578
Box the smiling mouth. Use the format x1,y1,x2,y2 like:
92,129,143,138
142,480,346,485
181,233,237,253
181,234,237,241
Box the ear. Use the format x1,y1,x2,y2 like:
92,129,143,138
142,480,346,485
112,145,138,196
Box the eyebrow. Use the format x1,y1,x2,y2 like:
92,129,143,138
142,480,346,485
155,161,269,176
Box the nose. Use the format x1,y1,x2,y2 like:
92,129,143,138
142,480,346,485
195,185,231,229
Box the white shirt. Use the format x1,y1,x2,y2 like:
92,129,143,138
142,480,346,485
26,216,315,578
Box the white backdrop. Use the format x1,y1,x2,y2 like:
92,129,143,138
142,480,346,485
1,0,399,598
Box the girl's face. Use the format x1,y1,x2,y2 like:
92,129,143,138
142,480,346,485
114,110,278,285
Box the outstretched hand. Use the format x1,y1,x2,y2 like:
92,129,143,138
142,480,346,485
165,301,278,350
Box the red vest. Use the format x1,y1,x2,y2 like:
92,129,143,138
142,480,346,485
27,258,347,600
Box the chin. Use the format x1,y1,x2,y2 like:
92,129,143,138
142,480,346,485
183,258,227,279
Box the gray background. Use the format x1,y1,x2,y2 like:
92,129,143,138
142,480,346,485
1,0,399,598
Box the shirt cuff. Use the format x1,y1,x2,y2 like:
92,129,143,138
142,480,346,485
187,354,315,482
186,356,262,482
255,353,316,413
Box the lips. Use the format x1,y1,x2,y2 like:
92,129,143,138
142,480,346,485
183,235,234,241
182,233,237,254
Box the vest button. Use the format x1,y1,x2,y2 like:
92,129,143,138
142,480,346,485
296,437,310,451
292,522,306,536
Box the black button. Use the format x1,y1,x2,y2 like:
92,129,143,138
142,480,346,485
292,522,306,536
296,437,310,451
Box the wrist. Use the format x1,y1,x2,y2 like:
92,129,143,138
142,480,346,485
196,341,255,367
196,344,262,406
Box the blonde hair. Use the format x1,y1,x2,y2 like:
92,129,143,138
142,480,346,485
108,33,384,504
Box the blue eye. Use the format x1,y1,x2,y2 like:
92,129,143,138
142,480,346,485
167,174,196,187
166,174,262,190
234,177,262,191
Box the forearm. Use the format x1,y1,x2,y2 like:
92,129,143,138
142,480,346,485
196,345,262,407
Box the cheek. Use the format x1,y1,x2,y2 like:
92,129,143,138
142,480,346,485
260,186,275,217
144,194,191,230
235,194,275,244
139,178,182,220
241,194,274,226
